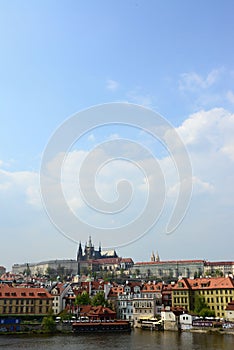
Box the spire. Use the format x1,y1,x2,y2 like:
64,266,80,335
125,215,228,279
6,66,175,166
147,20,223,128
88,235,92,248
99,242,101,253
155,251,160,262
151,251,155,262
77,241,83,261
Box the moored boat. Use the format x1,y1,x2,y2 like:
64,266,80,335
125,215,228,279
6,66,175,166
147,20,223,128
72,320,131,333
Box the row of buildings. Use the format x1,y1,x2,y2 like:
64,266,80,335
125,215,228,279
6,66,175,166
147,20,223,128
0,276,234,327
11,237,234,279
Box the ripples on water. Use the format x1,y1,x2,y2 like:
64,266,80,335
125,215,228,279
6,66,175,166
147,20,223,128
0,330,233,350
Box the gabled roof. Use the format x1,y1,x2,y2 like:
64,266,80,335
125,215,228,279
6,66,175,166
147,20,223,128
141,282,163,292
0,285,53,299
173,277,234,291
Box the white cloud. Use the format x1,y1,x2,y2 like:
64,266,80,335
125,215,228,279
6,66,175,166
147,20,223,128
127,88,153,107
179,68,221,91
1,107,234,265
108,133,120,140
226,90,234,104
88,134,96,142
176,108,233,148
106,79,119,91
221,142,234,161
0,168,41,208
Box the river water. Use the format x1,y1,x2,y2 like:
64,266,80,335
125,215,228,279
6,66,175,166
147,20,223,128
0,329,233,350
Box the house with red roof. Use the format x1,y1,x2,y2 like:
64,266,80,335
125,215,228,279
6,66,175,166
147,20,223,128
172,276,234,317
225,300,234,322
0,284,53,317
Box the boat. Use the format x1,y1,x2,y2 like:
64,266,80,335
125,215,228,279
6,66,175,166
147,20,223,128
72,319,131,333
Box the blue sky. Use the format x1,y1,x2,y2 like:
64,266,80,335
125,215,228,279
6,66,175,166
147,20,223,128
0,1,234,270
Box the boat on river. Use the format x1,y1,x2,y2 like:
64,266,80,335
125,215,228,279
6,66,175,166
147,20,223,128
72,320,131,333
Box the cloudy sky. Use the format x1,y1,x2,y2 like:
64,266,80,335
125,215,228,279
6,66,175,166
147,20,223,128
0,1,234,271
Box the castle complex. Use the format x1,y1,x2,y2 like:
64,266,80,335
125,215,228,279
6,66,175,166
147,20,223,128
11,236,234,279
12,236,133,276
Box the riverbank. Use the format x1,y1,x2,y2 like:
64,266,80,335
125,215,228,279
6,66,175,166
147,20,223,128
0,326,234,337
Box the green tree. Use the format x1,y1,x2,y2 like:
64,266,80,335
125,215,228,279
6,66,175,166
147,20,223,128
194,295,207,314
193,295,215,317
214,269,223,277
75,291,91,306
92,291,109,307
42,315,56,332
199,308,215,318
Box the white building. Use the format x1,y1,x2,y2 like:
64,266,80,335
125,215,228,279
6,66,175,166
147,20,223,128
133,295,156,327
50,282,72,315
161,306,183,331
179,313,196,330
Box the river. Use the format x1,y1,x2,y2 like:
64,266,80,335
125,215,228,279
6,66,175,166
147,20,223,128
0,329,233,350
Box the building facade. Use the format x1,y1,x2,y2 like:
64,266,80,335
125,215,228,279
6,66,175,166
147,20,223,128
12,236,133,277
172,277,234,318
134,260,204,279
0,285,53,317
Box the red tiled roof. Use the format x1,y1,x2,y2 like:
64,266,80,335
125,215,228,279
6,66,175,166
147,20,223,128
108,286,124,297
142,282,162,292
205,261,234,266
135,260,205,265
79,305,116,317
173,277,234,290
0,285,53,299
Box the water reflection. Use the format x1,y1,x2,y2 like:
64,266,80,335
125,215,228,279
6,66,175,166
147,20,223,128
0,330,233,350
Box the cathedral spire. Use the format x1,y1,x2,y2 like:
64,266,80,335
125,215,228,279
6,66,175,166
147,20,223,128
155,251,160,262
88,235,92,248
77,241,83,261
151,251,155,262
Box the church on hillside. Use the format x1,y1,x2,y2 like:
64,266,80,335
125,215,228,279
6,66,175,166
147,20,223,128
12,236,134,277
77,236,118,261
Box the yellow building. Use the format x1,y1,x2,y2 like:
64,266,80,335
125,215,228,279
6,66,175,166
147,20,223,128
172,277,234,318
0,285,53,317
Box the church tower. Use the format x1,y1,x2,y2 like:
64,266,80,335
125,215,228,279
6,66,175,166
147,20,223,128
77,241,83,261
85,236,94,260
155,251,160,262
77,241,83,276
151,251,155,262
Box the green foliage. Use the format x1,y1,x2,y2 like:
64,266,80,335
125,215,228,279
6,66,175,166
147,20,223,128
42,315,56,332
92,291,109,307
59,309,72,320
194,295,207,314
199,308,215,318
75,291,91,305
193,295,215,317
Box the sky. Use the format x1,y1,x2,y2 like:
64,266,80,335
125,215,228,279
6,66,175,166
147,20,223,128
0,1,234,271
